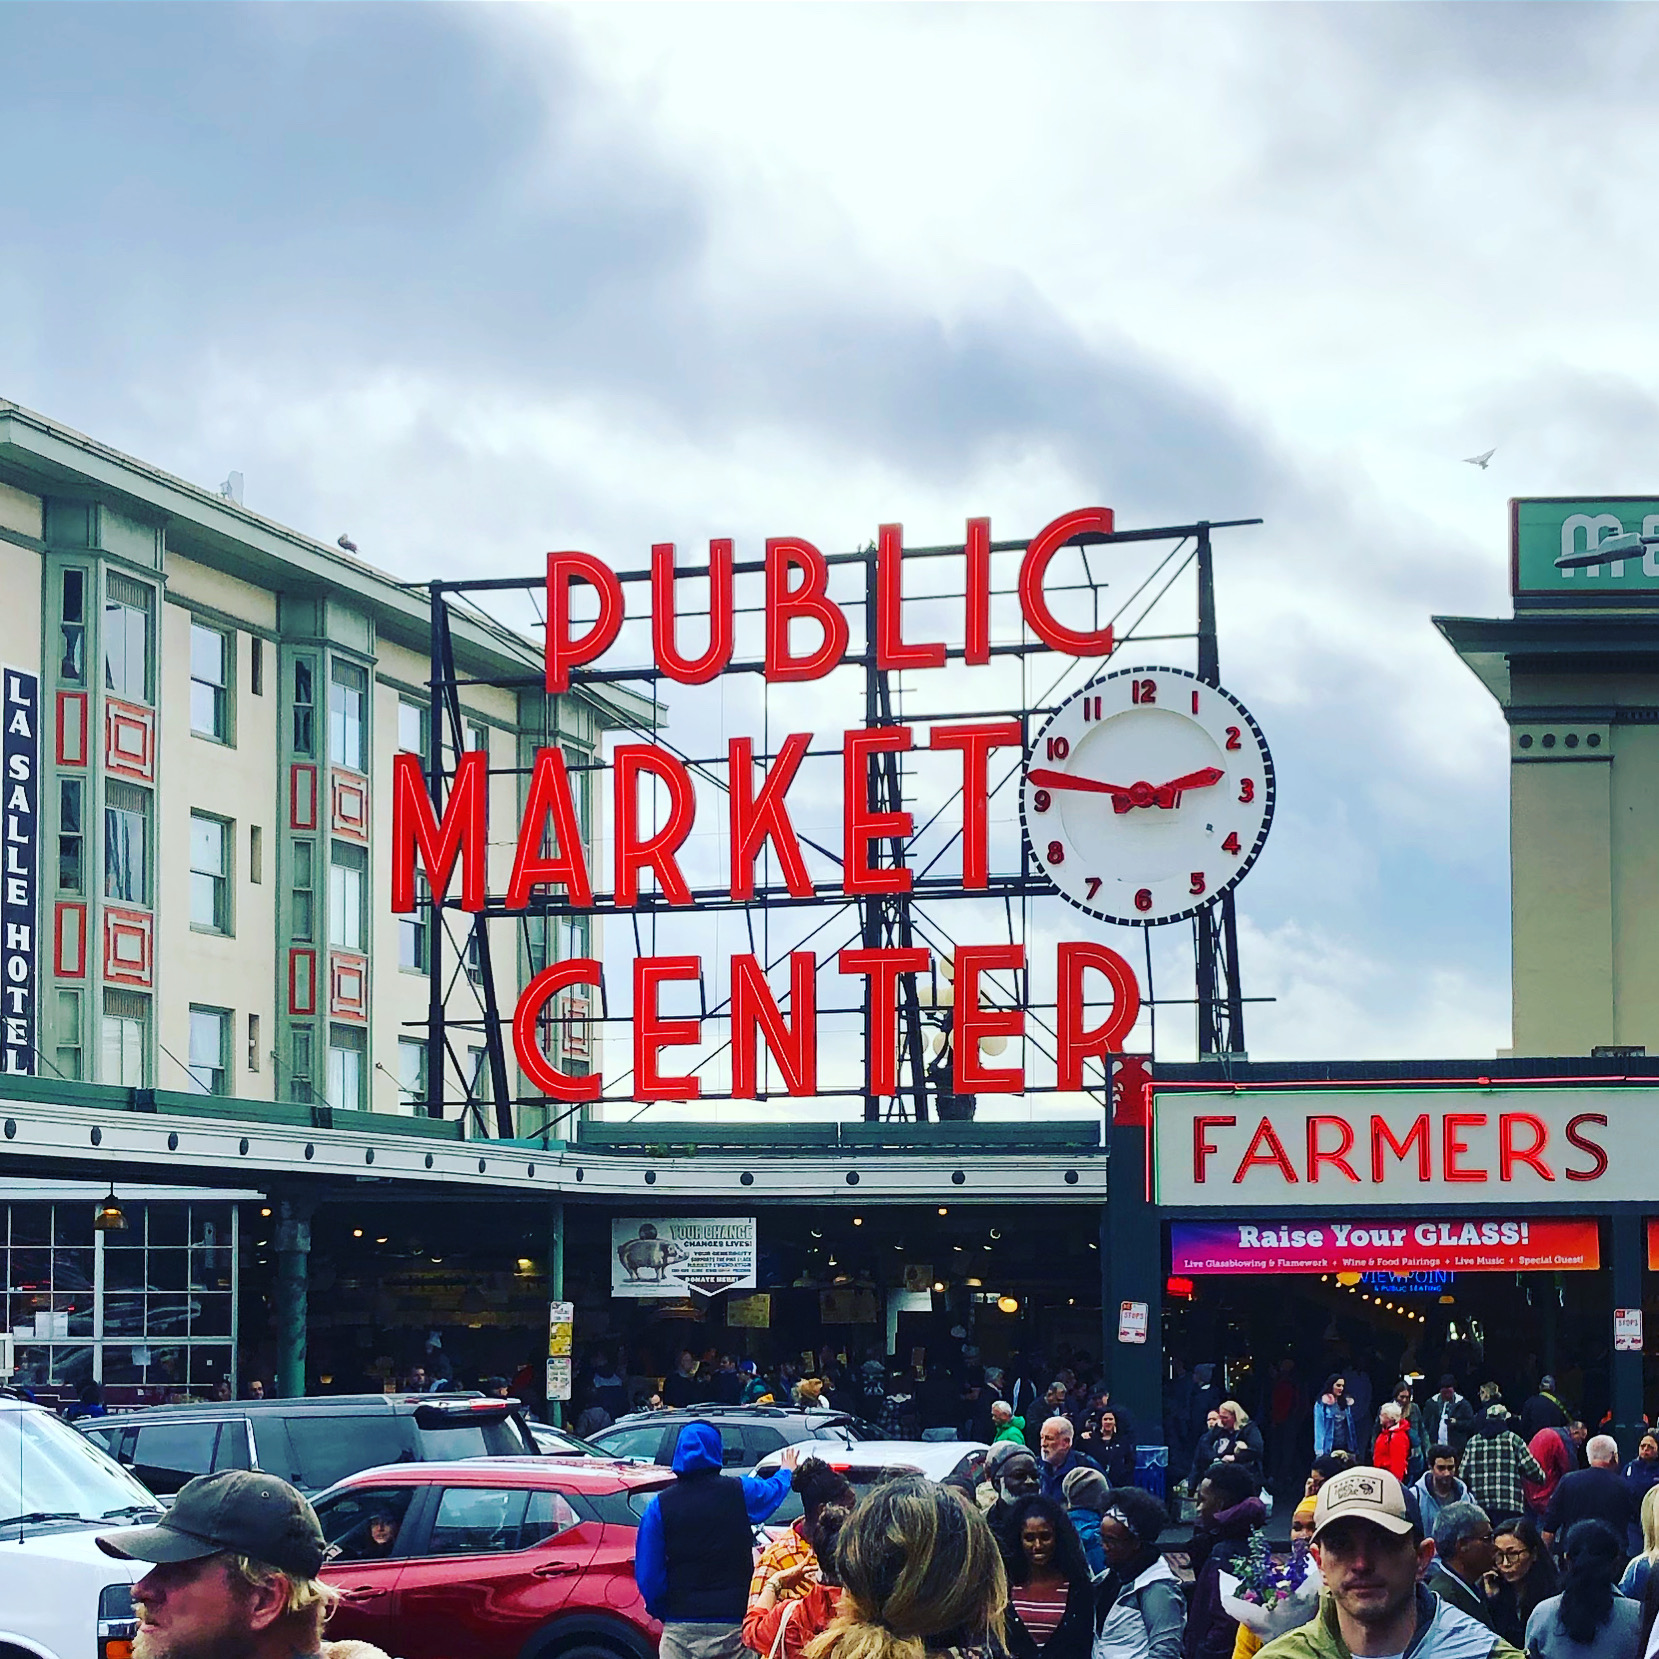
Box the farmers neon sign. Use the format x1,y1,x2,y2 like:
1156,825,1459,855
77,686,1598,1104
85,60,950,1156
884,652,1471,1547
392,508,1142,1105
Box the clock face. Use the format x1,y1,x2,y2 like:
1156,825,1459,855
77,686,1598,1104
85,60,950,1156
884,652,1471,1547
1020,666,1275,926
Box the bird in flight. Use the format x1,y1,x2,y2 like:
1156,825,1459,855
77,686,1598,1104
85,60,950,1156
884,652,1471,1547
1463,448,1496,470
337,534,359,553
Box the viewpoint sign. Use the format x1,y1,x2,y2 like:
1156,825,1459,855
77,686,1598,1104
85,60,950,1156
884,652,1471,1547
1513,496,1659,603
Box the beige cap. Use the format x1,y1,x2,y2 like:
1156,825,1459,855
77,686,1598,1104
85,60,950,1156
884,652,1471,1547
1312,1466,1415,1539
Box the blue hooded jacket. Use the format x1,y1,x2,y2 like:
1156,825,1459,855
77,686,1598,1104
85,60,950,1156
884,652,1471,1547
633,1422,796,1620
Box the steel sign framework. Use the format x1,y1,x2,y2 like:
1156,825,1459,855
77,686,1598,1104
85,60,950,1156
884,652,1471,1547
412,514,1264,1137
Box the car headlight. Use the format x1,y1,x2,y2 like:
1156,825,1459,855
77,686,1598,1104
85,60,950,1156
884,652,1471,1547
99,1583,137,1659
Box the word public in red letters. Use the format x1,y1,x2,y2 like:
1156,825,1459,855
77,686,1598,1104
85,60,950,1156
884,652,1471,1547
392,510,1142,1103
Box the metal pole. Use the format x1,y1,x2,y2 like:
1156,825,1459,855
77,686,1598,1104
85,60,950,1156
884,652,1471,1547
426,583,447,1120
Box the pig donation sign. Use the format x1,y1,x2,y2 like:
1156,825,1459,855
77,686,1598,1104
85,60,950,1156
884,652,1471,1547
391,509,1144,1104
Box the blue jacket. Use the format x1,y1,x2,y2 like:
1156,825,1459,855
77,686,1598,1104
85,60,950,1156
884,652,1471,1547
1313,1397,1359,1457
633,1422,795,1621
1069,1504,1106,1575
1039,1446,1101,1503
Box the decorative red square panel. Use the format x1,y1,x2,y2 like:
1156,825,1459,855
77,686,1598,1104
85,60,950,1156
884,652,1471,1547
105,698,155,782
104,907,153,986
331,774,368,842
330,952,367,1020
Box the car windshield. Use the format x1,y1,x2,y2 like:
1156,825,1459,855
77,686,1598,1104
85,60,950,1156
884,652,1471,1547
0,1406,158,1527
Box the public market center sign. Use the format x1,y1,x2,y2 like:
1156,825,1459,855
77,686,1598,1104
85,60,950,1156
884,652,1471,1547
392,509,1152,1104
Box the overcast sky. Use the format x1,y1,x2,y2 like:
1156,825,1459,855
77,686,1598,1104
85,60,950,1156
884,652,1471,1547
8,3,1656,1077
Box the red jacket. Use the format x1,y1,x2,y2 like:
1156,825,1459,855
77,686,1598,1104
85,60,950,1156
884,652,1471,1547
1526,1425,1576,1513
1373,1422,1411,1480
743,1585,841,1659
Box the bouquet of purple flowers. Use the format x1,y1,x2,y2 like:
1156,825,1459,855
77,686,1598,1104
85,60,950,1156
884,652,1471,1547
1218,1534,1323,1639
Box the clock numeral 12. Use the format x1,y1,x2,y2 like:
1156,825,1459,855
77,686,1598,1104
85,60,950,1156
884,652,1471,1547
1131,678,1157,705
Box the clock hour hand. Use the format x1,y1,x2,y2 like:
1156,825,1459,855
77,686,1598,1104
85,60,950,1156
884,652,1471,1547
1151,766,1224,809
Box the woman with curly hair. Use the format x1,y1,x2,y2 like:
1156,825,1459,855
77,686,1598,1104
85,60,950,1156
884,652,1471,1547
1002,1494,1093,1659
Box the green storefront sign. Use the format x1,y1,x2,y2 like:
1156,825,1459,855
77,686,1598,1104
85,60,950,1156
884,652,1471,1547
1514,496,1659,603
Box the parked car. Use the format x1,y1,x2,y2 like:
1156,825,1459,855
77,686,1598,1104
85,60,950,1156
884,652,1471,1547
525,1419,611,1458
76,1391,539,1497
0,1389,160,1659
315,1456,673,1659
751,1440,990,1527
586,1403,878,1471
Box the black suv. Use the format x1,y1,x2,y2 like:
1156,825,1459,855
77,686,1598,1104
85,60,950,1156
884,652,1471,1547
587,1404,877,1470
76,1393,568,1497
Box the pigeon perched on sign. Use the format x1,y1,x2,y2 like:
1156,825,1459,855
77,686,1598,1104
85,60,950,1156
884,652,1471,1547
337,534,358,553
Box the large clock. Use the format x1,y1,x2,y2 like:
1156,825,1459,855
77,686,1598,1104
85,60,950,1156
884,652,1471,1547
1020,666,1275,926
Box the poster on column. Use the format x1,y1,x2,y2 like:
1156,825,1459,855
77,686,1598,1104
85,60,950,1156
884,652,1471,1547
0,669,38,1076
1170,1217,1601,1275
611,1217,757,1298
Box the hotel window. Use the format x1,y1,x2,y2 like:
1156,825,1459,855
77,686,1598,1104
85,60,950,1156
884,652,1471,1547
59,568,86,685
103,573,152,703
190,814,231,934
329,844,366,951
397,700,429,760
329,660,366,773
290,1027,314,1104
467,721,488,754
101,989,148,1087
292,659,315,756
55,989,82,1082
187,1007,229,1096
104,781,149,905
397,1038,428,1106
291,840,314,942
58,779,83,893
190,623,230,741
400,874,428,972
327,1025,365,1111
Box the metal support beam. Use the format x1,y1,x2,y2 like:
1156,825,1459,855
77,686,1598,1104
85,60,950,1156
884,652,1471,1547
273,1196,314,1398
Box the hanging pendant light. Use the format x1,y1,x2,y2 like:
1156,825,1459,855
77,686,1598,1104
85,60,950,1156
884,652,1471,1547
93,1184,128,1232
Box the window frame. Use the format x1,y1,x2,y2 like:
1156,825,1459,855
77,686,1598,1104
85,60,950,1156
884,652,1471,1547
104,781,150,906
101,990,149,1087
397,1037,428,1106
327,1024,366,1112
329,843,366,951
103,573,154,705
329,659,368,773
189,812,233,935
189,620,233,744
57,777,84,895
187,1005,230,1097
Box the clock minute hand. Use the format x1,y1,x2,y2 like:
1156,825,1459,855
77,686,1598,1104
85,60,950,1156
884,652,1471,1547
1026,767,1133,798
1026,767,1140,815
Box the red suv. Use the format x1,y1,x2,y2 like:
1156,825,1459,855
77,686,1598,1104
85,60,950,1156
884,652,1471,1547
316,1457,673,1659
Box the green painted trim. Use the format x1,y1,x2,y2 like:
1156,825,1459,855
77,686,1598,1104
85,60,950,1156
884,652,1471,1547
0,1070,464,1136
165,590,279,645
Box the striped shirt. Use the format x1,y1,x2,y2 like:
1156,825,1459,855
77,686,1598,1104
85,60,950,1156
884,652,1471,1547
1010,1581,1069,1647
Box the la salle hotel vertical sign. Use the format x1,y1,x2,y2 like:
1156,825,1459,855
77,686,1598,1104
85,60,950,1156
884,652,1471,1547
0,670,38,1074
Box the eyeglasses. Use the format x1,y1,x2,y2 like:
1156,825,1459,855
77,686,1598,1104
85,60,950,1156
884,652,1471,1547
1493,1549,1530,1563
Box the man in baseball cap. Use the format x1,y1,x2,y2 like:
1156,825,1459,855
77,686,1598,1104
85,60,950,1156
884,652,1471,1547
96,1468,377,1659
1257,1464,1521,1659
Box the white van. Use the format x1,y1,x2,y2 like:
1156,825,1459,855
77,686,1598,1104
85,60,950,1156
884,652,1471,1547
0,1393,155,1659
